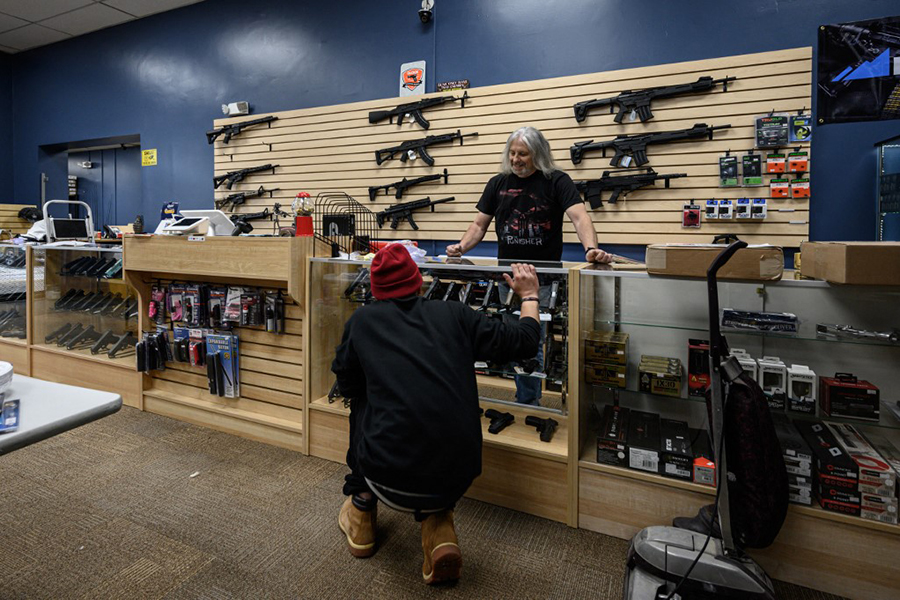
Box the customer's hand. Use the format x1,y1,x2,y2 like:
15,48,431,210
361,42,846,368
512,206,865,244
587,248,613,264
503,263,539,299
446,243,463,257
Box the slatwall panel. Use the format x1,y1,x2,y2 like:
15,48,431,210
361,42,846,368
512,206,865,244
147,283,304,413
0,204,37,235
213,47,811,247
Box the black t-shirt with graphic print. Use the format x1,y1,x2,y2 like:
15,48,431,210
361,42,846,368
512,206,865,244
476,170,583,262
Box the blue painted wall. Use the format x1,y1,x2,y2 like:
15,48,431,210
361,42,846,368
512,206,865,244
4,0,900,250
0,52,12,202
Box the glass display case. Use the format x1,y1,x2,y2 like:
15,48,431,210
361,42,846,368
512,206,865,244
31,245,137,364
577,266,900,524
0,243,29,340
877,134,900,241
308,256,571,417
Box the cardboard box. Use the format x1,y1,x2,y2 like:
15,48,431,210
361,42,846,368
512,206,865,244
827,422,896,496
596,405,630,467
758,356,787,410
660,418,693,481
799,241,900,285
584,331,629,365
645,244,784,281
861,493,899,525
627,410,661,474
690,427,716,487
787,364,817,415
639,356,683,398
584,363,627,388
820,374,880,422
688,339,711,398
772,413,813,463
795,420,858,486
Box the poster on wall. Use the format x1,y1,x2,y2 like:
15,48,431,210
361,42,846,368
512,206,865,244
399,60,426,97
818,16,900,124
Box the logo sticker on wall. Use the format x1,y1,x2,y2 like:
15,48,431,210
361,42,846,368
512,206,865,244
141,149,157,167
399,60,426,97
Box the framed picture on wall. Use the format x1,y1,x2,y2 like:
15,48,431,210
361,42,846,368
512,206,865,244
817,16,900,124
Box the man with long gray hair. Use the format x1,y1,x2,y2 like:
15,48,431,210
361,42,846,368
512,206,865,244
446,126,611,405
446,126,610,264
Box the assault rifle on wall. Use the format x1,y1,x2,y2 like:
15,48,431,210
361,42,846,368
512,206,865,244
229,207,271,235
375,196,455,230
570,123,731,167
575,168,687,208
574,76,736,123
206,115,278,144
368,169,449,201
375,130,478,166
213,163,279,190
215,186,280,211
369,92,468,129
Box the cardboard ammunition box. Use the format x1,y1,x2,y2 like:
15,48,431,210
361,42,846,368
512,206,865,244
785,458,812,478
660,418,693,481
688,339,711,398
795,420,859,486
584,363,627,388
639,356,683,398
788,474,812,489
818,496,861,517
820,374,880,422
627,410,661,474
799,241,900,285
789,493,813,505
758,356,787,410
866,432,900,498
787,364,817,415
584,331,629,365
818,485,860,506
690,427,716,486
827,422,896,496
772,413,813,463
596,405,630,467
645,244,784,281
861,493,899,525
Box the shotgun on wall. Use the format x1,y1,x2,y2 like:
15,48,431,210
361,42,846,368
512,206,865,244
573,75,736,123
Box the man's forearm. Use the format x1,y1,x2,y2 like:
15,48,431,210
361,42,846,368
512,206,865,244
571,212,599,251
458,222,487,254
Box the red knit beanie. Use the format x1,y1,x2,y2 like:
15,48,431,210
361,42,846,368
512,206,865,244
370,244,423,300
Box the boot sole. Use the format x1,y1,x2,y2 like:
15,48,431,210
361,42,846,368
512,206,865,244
423,543,461,584
338,515,375,558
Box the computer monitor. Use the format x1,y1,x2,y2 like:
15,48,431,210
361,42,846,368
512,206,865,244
180,209,237,236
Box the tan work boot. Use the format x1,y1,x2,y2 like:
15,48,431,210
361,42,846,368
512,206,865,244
338,496,376,558
421,510,462,584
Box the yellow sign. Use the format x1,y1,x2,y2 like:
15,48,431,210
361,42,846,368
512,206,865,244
141,149,157,166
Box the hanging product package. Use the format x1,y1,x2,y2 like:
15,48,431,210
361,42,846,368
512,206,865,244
741,152,764,186
719,154,739,187
755,113,789,148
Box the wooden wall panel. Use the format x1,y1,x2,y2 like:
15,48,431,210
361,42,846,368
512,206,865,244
213,47,812,247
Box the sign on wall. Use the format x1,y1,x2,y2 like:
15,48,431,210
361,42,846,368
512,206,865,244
141,149,157,166
818,16,900,124
399,60,426,97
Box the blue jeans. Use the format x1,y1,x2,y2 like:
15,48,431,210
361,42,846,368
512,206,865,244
500,283,551,406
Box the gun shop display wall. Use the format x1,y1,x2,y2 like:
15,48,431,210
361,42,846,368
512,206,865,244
213,47,811,247
3,3,900,600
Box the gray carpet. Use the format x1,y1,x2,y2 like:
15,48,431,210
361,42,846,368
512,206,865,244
0,408,846,599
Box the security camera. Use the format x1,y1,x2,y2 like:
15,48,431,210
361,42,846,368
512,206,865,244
419,0,433,23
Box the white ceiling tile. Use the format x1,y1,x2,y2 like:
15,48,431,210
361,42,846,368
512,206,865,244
41,3,133,36
0,23,70,50
0,1,94,23
101,0,203,19
0,12,28,33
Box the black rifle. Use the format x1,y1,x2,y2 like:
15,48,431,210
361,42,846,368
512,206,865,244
525,415,559,443
368,169,449,201
230,208,271,235
369,91,468,129
213,163,278,190
206,115,278,144
215,186,280,211
375,130,478,166
570,123,731,167
574,76,736,123
575,168,688,208
375,196,455,230
484,409,514,434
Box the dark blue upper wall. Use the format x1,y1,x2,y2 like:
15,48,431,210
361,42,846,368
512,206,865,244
7,0,900,241
0,52,12,201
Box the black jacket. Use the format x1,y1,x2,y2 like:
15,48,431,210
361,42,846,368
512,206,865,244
332,296,540,494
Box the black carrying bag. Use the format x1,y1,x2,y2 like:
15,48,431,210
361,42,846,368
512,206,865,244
720,367,789,548
708,240,789,549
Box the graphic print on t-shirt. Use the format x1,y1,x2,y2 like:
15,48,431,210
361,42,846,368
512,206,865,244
497,189,553,248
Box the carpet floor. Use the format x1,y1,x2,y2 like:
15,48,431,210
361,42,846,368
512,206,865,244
0,407,847,599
